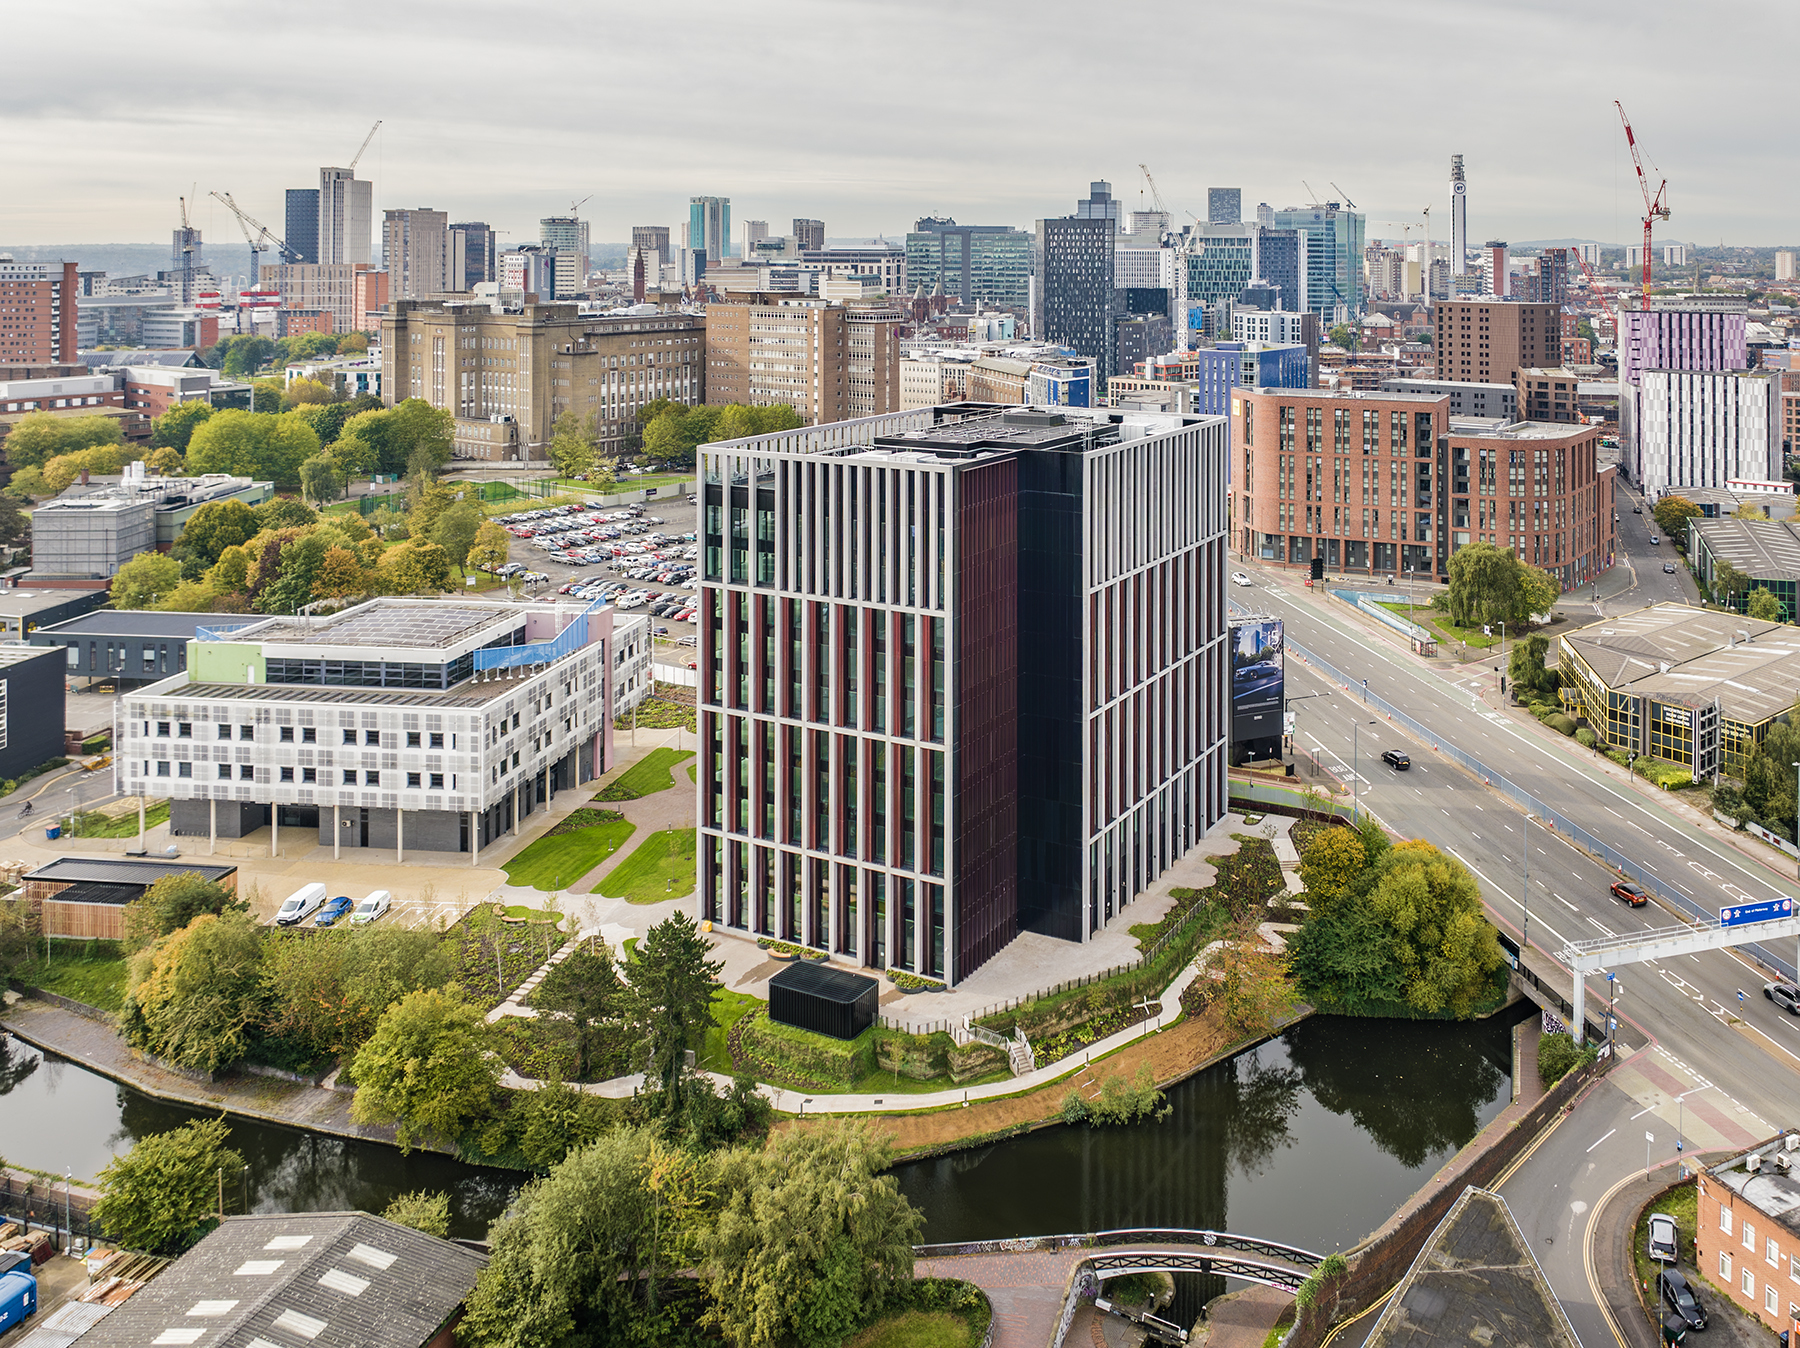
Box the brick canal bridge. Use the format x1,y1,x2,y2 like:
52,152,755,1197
914,1228,1323,1348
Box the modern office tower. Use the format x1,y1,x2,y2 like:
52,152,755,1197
284,189,320,264
113,597,616,856
449,222,496,289
1076,181,1121,230
704,296,847,424
799,244,906,296
1263,204,1366,322
0,259,78,364
905,219,1032,308
743,221,770,256
382,300,704,460
1449,155,1468,277
630,225,672,273
318,168,372,267
693,403,1231,983
1036,211,1117,379
1208,188,1242,225
690,197,732,262
1637,370,1782,498
793,219,826,252
382,209,450,300
1432,298,1562,386
539,215,591,299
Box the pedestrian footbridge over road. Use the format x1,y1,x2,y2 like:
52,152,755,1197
914,1228,1323,1348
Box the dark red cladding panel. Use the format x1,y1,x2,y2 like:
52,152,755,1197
953,458,1019,980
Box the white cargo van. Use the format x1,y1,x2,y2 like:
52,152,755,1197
274,882,328,926
349,891,391,924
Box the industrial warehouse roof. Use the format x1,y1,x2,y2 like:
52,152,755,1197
71,1212,487,1348
1561,603,1800,724
1365,1187,1577,1348
35,610,217,639
1690,517,1800,581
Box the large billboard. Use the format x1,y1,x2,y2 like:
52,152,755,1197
1230,617,1285,753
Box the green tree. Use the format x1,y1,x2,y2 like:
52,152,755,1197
219,336,274,378
382,1190,451,1238
252,496,319,532
186,410,321,488
1712,557,1750,607
386,399,454,476
150,401,214,452
549,411,598,479
146,445,184,474
379,539,454,594
430,500,484,574
292,400,355,448
1508,632,1561,702
1297,827,1367,908
713,403,756,443
702,1120,921,1348
281,376,336,410
641,414,687,466
4,466,46,501
110,551,182,610
299,454,345,505
122,871,247,951
329,429,377,478
1651,494,1702,543
1519,564,1560,618
1444,541,1525,628
120,911,268,1074
250,382,281,414
204,544,253,598
1748,587,1785,622
262,925,453,1063
748,405,804,435
172,497,258,579
350,989,500,1150
313,545,365,599
1733,500,1769,521
1365,840,1502,1017
255,532,331,614
1,411,122,468
0,494,29,551
91,1117,244,1255
514,1074,615,1169
0,895,41,983
631,912,724,1101
1328,323,1359,352
458,1128,658,1348
469,520,510,574
41,444,139,495
531,939,628,1081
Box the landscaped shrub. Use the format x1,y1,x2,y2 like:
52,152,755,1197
1575,728,1597,748
737,1010,875,1088
1545,713,1577,736
1536,1030,1597,1085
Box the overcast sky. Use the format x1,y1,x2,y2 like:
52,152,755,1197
6,0,1795,252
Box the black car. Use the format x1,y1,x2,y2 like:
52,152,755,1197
1381,750,1410,770
1765,981,1800,1014
1657,1268,1706,1331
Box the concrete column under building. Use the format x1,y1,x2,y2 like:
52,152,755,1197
470,810,478,867
137,797,145,852
333,804,340,860
271,810,278,858
397,809,404,864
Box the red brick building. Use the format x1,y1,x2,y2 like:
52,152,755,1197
0,260,78,365
1696,1139,1800,1341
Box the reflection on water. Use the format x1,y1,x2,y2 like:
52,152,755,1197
1,1004,1527,1250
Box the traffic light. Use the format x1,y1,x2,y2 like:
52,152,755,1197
1309,556,1324,582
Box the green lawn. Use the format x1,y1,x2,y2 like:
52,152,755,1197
698,988,762,1074
843,1312,974,1348
1377,603,1500,649
71,801,168,838
502,816,637,890
27,942,129,1013
595,748,694,801
594,828,697,903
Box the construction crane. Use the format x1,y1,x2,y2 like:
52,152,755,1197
1330,182,1358,209
1140,163,1205,355
347,120,382,173
176,192,198,305
1615,100,1669,301
568,195,593,215
209,191,293,282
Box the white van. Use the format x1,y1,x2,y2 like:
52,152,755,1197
349,891,391,925
274,882,328,927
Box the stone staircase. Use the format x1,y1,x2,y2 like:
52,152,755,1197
485,939,580,1023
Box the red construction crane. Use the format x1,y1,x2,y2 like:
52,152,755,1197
1615,100,1670,300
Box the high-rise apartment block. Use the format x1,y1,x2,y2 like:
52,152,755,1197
704,297,846,424
1616,300,1751,478
1484,241,1509,298
1208,188,1242,225
1777,251,1797,282
1036,203,1117,380
317,168,372,267
792,219,825,252
259,264,359,334
690,197,732,264
905,220,1032,309
539,215,591,299
1433,299,1561,386
845,309,902,419
0,260,78,365
382,301,704,461
1637,370,1782,498
694,403,1231,983
382,209,450,300
284,189,320,264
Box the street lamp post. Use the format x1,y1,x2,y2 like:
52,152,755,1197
1522,813,1532,953
1791,762,1800,881
1351,719,1377,824
1606,972,1617,1061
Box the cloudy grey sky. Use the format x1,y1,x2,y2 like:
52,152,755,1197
7,0,1795,250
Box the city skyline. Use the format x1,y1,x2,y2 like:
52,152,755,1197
4,0,1796,251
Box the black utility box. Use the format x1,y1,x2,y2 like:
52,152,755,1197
767,961,880,1041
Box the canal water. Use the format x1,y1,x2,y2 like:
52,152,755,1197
0,1004,1528,1246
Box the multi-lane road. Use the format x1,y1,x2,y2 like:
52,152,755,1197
1236,549,1800,1139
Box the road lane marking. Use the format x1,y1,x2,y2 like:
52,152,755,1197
1555,894,1578,911
1586,1128,1617,1152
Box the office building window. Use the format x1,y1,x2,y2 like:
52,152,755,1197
407,772,422,788
430,733,444,748
218,764,231,779
302,768,317,783
280,726,294,743
364,729,380,745
302,727,317,744
240,725,254,740
365,771,380,785
429,773,444,790
281,767,295,782
343,770,357,785
217,724,231,740
407,732,421,747
177,762,192,777
157,721,171,737
345,729,358,745
156,761,171,776
177,722,192,738
239,764,253,780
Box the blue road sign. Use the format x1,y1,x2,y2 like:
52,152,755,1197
1720,897,1795,928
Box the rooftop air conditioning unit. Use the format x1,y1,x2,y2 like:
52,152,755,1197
1775,1152,1794,1175
1746,1152,1763,1173
1787,1133,1800,1152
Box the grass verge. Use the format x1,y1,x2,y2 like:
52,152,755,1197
842,1311,974,1348
71,801,169,838
699,988,762,1074
502,811,636,890
1631,1178,1698,1296
595,747,695,801
24,940,130,1013
594,828,697,903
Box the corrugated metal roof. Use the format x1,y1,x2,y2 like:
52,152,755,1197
9,1299,117,1348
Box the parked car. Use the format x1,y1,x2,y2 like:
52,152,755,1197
1647,1212,1678,1264
1656,1268,1706,1331
1764,981,1800,1014
1649,535,1660,545
1380,750,1410,770
349,891,391,925
313,895,354,927
1633,505,1642,513
1610,879,1649,908
1661,563,1676,574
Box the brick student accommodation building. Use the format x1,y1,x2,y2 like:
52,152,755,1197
695,403,1231,984
1235,386,1614,588
1697,1136,1800,1341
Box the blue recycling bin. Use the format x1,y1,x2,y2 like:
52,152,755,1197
44,824,60,841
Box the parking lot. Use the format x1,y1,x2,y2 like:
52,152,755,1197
484,478,703,656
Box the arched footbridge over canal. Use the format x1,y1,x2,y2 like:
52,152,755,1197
915,1228,1323,1348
